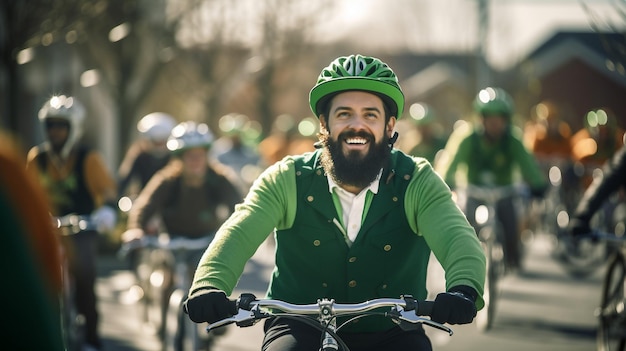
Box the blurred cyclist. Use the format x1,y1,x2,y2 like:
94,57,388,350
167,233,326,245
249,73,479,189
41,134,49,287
123,121,242,239
569,142,626,237
26,95,118,351
437,87,547,271
122,121,242,348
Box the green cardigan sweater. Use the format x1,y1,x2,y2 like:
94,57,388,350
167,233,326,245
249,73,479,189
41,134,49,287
190,149,485,332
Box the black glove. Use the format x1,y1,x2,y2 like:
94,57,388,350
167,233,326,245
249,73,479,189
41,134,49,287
431,285,477,325
183,288,238,323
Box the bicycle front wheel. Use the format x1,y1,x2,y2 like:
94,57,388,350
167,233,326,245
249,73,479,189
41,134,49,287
597,251,626,351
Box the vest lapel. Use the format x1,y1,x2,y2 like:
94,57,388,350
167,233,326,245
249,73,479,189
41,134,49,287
358,171,400,237
299,163,340,221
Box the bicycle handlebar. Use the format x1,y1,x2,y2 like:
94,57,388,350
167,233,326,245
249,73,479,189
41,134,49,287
118,233,215,258
53,214,96,235
462,184,526,203
206,294,453,336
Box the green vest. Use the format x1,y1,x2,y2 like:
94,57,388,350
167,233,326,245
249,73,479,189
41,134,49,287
267,149,431,332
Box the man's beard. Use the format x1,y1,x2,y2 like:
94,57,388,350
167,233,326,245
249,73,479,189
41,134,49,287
319,130,391,189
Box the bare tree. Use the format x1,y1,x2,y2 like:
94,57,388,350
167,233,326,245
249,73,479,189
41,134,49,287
0,0,185,154
1,0,338,157
581,1,626,76
169,0,336,137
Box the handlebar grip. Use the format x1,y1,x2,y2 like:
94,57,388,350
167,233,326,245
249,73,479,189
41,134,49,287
236,293,257,310
416,301,434,316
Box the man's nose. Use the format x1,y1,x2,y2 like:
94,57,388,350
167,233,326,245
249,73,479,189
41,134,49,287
348,115,368,130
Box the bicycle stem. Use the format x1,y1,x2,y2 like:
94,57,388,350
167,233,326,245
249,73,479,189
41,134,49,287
318,299,339,351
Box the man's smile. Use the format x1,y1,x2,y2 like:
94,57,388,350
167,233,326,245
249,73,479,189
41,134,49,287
342,134,372,152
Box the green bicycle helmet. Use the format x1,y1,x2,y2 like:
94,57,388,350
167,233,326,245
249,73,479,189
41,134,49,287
309,54,404,119
473,87,514,118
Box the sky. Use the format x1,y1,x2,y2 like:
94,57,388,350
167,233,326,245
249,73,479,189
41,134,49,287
320,0,623,69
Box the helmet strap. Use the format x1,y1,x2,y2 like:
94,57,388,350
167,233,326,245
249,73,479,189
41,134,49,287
388,131,398,147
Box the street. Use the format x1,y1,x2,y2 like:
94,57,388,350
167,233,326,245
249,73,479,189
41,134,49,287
96,233,603,351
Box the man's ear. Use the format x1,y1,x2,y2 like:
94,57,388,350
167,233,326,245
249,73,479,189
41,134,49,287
387,116,397,137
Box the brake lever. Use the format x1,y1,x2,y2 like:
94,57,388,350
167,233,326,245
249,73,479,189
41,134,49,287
206,309,255,332
390,309,453,336
420,318,454,335
206,303,272,333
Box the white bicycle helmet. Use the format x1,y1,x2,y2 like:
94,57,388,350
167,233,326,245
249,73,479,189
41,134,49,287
166,121,214,154
38,95,86,159
137,112,176,142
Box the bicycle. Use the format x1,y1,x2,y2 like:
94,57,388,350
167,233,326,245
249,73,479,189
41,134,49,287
533,162,604,278
578,230,626,351
120,233,216,351
53,213,96,351
205,293,453,351
553,192,621,279
457,184,522,332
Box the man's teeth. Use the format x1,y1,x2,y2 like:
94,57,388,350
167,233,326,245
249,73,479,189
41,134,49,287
346,137,367,144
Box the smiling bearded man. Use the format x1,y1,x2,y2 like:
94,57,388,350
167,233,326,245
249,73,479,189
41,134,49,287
318,117,393,189
183,54,485,351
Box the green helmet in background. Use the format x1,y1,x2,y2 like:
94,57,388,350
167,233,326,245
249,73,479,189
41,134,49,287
309,54,405,119
473,87,514,118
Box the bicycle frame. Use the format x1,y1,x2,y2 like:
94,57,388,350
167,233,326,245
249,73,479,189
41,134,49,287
54,214,96,351
206,293,452,351
121,234,214,351
586,231,626,351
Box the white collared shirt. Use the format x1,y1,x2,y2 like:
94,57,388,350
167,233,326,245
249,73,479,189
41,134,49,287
327,170,382,244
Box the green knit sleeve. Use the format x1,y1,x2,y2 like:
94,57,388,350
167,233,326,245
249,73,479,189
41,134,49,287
405,159,486,309
190,158,298,296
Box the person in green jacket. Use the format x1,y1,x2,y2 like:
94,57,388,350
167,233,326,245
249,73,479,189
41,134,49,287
437,87,547,271
184,54,486,351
